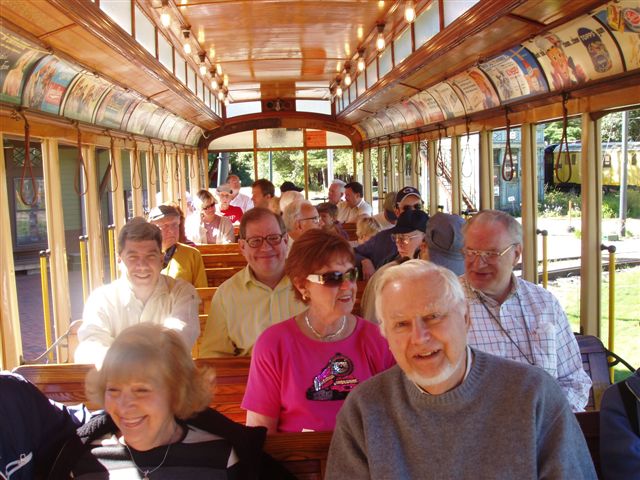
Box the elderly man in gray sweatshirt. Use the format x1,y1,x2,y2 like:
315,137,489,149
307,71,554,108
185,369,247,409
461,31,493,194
326,259,596,480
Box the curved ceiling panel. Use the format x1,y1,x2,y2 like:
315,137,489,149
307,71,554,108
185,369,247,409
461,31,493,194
0,31,48,105
94,86,141,130
23,56,81,115
1,27,202,146
523,15,624,91
478,47,549,102
448,67,501,114
62,72,112,124
358,0,639,142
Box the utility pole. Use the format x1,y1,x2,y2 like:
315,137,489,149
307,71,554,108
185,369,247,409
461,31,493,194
619,111,629,238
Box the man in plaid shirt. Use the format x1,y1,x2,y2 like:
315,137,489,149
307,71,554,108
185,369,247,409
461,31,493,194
460,210,591,412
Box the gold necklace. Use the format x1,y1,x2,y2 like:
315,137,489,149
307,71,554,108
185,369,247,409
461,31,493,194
304,313,347,341
124,423,177,480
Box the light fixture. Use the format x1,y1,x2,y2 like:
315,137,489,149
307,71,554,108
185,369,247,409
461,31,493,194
198,52,207,76
223,74,229,87
376,23,386,51
160,0,171,27
182,30,192,54
343,63,352,86
216,63,222,75
336,85,343,97
209,45,215,59
404,0,416,23
357,48,366,71
218,89,225,101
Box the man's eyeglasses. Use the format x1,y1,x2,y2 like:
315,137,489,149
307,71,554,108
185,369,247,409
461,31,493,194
243,233,285,249
391,233,423,245
298,215,320,225
401,203,423,212
462,243,518,262
307,268,358,287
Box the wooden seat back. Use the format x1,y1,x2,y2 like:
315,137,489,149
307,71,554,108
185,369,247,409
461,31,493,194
206,266,245,287
202,253,247,269
197,287,217,315
575,410,601,477
341,223,358,242
264,431,332,480
196,243,241,255
12,357,252,423
575,334,611,410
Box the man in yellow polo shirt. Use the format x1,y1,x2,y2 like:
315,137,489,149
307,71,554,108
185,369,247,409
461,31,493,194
200,208,306,357
149,204,207,288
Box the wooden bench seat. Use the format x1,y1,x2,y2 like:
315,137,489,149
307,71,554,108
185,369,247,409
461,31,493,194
11,361,601,479
206,266,245,287
202,252,247,269
196,243,240,255
12,357,251,423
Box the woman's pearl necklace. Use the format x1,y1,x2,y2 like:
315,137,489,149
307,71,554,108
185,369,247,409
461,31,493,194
304,313,347,341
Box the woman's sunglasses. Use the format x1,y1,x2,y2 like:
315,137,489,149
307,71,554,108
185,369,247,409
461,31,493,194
306,267,358,287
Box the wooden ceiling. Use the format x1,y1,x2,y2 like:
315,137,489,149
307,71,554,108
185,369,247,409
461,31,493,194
0,0,615,137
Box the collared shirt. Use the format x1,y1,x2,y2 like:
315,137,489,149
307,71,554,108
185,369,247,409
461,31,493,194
185,213,235,245
75,275,200,366
461,275,591,412
337,198,372,224
200,266,306,357
230,193,254,212
162,242,207,288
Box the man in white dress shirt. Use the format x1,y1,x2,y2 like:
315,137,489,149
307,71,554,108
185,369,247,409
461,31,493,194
337,181,372,224
75,218,199,367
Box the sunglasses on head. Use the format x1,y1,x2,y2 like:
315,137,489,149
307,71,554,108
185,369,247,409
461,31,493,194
306,267,358,286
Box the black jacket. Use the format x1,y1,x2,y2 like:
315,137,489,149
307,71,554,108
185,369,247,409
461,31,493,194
47,408,294,479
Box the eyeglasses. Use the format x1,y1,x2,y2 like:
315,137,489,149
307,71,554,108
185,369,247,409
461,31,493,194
243,233,285,249
401,203,423,212
307,267,358,286
298,215,320,224
462,243,518,262
391,233,423,245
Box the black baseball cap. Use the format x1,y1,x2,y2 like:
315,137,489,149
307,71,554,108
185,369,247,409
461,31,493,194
395,186,421,205
281,181,303,192
389,209,429,234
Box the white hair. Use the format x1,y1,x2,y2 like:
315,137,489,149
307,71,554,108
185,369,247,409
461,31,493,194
331,179,346,190
463,209,522,244
279,190,304,214
374,259,466,334
283,198,309,232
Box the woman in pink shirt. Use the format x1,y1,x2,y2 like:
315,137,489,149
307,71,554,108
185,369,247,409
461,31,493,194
242,229,395,433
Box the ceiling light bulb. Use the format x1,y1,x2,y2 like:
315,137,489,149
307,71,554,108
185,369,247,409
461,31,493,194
216,64,222,75
183,42,191,54
223,74,229,87
182,30,192,54
209,46,215,58
218,90,225,101
376,24,386,51
405,1,416,23
357,57,365,72
199,63,207,76
344,72,352,86
211,79,217,89
160,9,171,27
336,85,343,97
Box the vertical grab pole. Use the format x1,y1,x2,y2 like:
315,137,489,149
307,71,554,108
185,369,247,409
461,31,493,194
39,249,53,362
79,235,89,303
108,224,116,282
536,229,548,289
600,244,616,382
